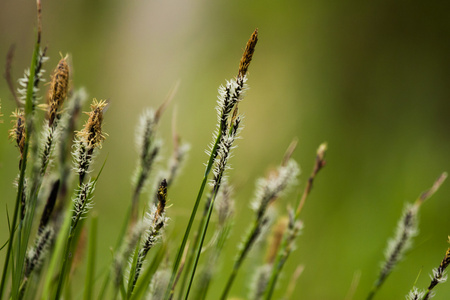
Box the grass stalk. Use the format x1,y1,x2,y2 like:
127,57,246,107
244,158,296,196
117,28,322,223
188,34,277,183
163,131,222,300
84,215,98,300
184,186,221,299
367,172,447,300
263,143,327,300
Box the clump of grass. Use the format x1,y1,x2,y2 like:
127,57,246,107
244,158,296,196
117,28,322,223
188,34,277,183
1,2,450,300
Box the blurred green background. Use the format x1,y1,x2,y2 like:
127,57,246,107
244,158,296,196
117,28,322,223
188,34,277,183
1,0,450,299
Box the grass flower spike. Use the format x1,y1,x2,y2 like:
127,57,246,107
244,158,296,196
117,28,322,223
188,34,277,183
74,98,107,184
9,109,26,169
221,154,300,300
367,172,447,300
39,56,69,175
164,28,258,300
46,55,69,127
129,179,168,295
132,109,161,221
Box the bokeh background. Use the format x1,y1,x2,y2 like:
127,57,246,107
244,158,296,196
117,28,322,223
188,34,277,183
1,0,450,299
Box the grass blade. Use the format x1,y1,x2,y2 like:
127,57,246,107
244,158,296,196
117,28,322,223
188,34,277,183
84,215,97,300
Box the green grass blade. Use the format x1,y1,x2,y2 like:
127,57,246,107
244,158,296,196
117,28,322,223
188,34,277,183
41,200,72,299
126,244,140,299
184,187,219,300
84,215,97,300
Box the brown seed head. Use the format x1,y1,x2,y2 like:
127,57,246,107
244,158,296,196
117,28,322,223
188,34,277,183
77,99,107,149
9,109,26,158
47,55,69,127
238,28,258,79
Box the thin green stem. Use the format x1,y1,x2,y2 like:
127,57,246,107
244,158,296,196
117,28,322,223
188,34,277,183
220,220,259,300
177,194,211,300
163,132,222,300
184,187,219,299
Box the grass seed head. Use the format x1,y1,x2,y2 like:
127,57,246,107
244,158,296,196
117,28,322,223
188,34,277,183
47,55,69,127
238,28,258,79
77,99,108,149
9,109,26,167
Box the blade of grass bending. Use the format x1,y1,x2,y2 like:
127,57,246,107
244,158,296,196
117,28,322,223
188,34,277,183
163,131,222,300
84,215,97,300
130,243,166,300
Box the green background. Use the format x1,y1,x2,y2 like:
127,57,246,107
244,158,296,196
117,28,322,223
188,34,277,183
1,0,450,299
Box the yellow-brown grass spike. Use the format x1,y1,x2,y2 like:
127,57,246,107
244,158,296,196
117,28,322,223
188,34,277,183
238,28,258,79
47,55,69,127
9,109,26,169
77,99,108,149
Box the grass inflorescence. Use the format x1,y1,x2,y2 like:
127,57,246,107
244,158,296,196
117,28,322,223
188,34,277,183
0,2,449,300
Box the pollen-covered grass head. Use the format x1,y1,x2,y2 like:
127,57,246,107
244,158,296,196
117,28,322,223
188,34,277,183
9,109,26,165
238,28,258,79
77,98,108,149
46,55,69,127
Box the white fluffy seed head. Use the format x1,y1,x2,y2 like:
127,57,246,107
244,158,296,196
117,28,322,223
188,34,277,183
383,203,418,263
251,159,300,213
249,264,272,300
406,287,425,300
135,109,157,156
72,181,95,221
431,268,448,283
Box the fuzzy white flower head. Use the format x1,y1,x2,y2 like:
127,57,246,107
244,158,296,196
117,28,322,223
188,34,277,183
251,159,300,213
431,268,448,283
383,203,418,263
72,181,95,221
135,109,156,155
406,287,425,300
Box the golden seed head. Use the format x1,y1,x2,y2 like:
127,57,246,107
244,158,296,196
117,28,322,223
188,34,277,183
9,109,26,157
238,28,258,78
77,99,107,149
47,55,69,127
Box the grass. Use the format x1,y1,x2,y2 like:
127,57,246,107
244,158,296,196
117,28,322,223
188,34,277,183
0,1,450,300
